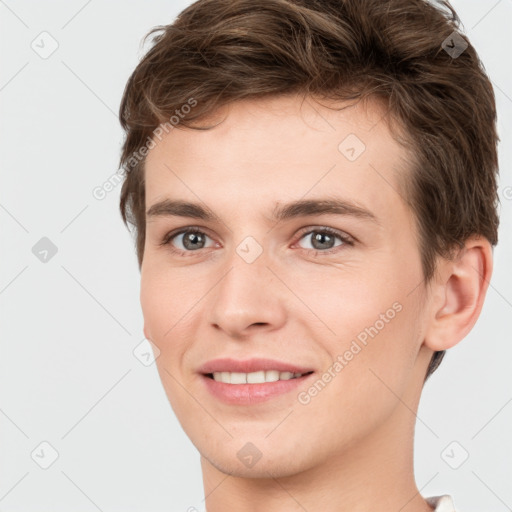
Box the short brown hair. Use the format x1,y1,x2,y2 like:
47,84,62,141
118,0,500,380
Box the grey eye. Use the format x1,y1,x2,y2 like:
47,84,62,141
175,231,211,251
298,230,344,251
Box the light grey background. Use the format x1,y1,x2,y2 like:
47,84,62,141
1,1,511,511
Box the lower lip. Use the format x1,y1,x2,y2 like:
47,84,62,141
200,373,314,405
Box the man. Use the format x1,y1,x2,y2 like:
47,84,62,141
118,0,499,510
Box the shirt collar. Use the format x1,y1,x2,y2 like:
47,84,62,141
425,495,457,512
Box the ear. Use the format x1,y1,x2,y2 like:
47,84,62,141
423,236,493,351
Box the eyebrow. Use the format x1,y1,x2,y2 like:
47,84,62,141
146,197,379,225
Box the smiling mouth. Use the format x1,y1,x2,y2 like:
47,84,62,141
204,370,314,384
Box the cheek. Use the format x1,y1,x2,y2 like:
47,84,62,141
291,259,407,337
294,296,423,446
298,255,424,388
140,269,199,414
140,277,186,384
140,263,199,339
140,264,212,385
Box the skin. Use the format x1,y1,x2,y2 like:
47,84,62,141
140,94,493,512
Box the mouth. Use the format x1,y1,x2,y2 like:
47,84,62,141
197,358,316,405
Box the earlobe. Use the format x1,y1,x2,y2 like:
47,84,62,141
423,236,493,352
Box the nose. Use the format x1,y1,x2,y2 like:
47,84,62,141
208,247,288,339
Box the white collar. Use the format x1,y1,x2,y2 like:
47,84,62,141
426,495,457,512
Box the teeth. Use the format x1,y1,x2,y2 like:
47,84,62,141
211,370,306,384
247,371,265,383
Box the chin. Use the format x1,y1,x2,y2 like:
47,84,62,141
202,449,312,479
195,431,324,480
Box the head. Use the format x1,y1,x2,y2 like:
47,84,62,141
118,0,499,479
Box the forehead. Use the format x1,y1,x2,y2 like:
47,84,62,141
143,94,412,222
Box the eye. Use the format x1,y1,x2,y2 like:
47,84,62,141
160,227,216,255
295,227,354,254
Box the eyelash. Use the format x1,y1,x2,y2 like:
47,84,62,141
159,225,355,257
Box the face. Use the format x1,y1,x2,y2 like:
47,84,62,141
141,94,434,478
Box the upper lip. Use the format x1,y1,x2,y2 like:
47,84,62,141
198,358,314,375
